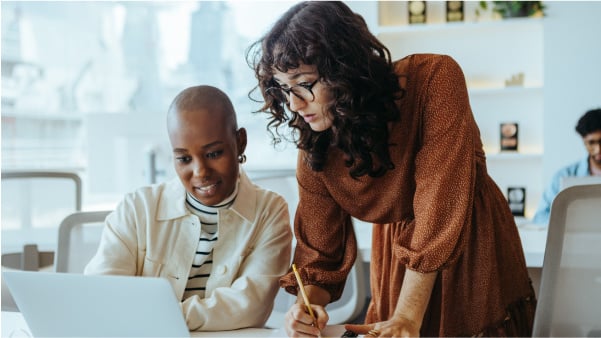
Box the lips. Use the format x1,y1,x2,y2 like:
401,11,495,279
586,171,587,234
302,113,317,123
194,181,219,198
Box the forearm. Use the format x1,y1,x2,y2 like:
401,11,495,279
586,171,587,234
182,281,277,331
301,284,331,307
393,269,438,328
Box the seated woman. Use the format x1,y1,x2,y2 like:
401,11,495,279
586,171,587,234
85,85,292,331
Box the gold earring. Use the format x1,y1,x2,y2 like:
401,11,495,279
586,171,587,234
238,154,247,164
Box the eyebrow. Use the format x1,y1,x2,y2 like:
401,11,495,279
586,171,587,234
172,141,224,153
274,70,317,83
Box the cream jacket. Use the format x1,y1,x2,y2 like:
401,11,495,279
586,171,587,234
84,170,292,331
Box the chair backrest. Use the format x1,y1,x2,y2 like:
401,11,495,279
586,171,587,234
54,210,111,273
250,170,368,327
1,171,82,255
1,170,82,214
532,184,601,337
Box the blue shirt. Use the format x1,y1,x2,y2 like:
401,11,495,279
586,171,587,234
532,156,590,225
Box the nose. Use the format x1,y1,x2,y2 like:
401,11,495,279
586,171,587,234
288,92,306,112
192,159,209,178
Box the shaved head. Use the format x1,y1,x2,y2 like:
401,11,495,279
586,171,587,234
167,85,238,133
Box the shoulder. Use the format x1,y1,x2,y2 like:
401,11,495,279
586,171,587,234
557,156,590,176
394,53,466,95
236,170,290,221
243,177,292,236
394,53,462,77
116,178,183,216
250,180,289,210
555,158,588,177
126,179,179,203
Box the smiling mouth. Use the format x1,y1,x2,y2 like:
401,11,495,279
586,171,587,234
197,183,218,191
193,181,220,198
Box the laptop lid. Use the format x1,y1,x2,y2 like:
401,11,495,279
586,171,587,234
3,271,190,337
560,176,601,190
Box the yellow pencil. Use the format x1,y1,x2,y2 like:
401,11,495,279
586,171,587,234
292,264,318,329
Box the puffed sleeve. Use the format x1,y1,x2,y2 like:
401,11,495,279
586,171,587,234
395,55,476,272
279,154,357,302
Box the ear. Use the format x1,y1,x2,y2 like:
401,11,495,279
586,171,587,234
236,128,248,155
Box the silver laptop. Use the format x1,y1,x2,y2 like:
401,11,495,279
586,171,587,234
3,271,190,337
560,176,601,190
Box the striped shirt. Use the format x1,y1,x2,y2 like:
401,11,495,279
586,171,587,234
183,181,239,300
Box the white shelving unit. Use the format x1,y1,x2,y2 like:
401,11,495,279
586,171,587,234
1,110,85,170
375,2,544,219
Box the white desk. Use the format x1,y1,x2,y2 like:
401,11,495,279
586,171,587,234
1,312,353,337
353,219,547,268
1,311,276,337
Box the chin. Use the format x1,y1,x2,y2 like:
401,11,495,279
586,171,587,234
310,123,331,132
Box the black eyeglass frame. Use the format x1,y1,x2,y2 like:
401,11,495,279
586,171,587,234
266,78,320,103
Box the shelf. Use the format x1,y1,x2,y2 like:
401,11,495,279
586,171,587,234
485,152,543,161
1,112,83,122
376,17,543,36
468,85,543,96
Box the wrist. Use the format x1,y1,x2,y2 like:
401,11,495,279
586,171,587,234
301,284,331,307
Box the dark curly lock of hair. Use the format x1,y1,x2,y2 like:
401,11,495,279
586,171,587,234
246,1,403,178
575,108,601,137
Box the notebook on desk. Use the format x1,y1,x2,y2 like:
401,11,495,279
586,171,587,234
2,271,190,337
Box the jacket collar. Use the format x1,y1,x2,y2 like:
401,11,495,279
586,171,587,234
578,155,592,176
156,167,257,223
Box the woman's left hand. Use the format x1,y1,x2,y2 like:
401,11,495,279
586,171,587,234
344,316,420,338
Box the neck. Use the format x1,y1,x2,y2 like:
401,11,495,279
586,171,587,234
589,157,601,176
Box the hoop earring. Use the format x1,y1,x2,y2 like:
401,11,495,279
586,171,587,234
238,154,247,164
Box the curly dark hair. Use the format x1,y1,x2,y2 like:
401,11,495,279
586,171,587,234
246,1,402,178
575,108,601,137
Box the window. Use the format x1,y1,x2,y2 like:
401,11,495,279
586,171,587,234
1,1,301,192
1,1,305,252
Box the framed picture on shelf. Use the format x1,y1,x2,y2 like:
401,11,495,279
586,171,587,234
446,1,464,22
408,1,426,24
507,187,526,217
500,122,519,151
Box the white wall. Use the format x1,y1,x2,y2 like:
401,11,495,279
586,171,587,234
543,2,601,183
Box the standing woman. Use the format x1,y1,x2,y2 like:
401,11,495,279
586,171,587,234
247,2,536,337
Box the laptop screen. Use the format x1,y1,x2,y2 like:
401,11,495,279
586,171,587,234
3,271,190,337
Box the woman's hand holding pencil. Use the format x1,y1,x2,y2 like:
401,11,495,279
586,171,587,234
292,264,318,328
287,264,329,337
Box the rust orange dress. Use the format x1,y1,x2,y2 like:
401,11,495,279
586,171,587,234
280,54,537,336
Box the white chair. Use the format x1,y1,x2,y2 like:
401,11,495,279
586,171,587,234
325,249,367,325
250,170,368,328
1,171,82,311
1,170,82,260
54,210,111,273
532,184,601,337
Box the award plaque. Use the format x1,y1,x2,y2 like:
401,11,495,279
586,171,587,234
446,1,464,22
507,187,526,216
500,122,518,151
408,1,426,24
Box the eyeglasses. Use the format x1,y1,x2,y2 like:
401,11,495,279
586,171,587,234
585,138,601,147
266,79,320,104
